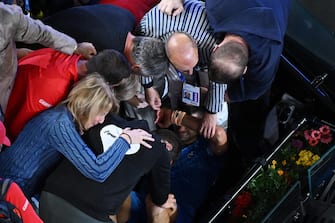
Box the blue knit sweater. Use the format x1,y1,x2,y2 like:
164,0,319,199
0,105,130,197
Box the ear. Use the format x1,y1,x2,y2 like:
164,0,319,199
243,66,248,75
131,64,141,73
213,40,225,52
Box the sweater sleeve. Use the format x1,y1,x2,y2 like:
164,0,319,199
49,119,130,182
148,146,171,206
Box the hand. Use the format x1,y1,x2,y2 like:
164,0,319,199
157,0,184,16
17,48,33,59
160,194,177,210
200,112,217,138
145,87,161,111
155,108,173,128
74,42,97,59
121,128,154,148
146,194,177,223
127,94,149,109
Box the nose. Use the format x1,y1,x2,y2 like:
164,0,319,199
188,68,193,75
178,126,187,132
97,116,105,124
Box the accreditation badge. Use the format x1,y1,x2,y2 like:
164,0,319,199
182,83,200,106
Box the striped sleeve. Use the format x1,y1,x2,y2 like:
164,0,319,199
140,0,216,65
204,81,227,113
140,76,154,88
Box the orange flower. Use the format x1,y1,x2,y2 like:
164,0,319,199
277,169,284,176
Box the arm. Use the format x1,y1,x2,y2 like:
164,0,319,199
140,76,161,110
146,143,177,223
11,4,96,58
156,108,228,154
145,87,162,111
201,81,227,138
51,120,130,182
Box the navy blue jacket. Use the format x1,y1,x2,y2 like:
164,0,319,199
43,4,136,52
206,0,290,101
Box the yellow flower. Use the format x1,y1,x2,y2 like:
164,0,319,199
296,149,320,167
312,155,320,162
282,160,287,166
271,160,277,169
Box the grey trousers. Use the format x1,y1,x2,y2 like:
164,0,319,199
39,191,114,223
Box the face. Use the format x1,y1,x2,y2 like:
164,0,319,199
170,50,198,75
84,111,108,130
167,33,199,75
177,125,198,145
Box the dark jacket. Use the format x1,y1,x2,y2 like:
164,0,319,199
206,0,290,101
43,114,171,221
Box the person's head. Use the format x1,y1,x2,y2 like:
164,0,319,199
209,40,248,84
113,74,140,102
0,120,11,150
63,73,118,132
177,104,205,145
154,128,183,165
131,36,169,77
86,49,131,85
166,32,199,75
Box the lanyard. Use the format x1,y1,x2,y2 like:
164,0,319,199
177,71,185,82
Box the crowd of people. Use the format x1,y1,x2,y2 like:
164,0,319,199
0,0,290,222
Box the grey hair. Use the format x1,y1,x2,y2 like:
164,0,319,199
132,36,168,77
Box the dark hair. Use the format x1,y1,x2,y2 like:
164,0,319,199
132,36,168,77
154,128,183,163
86,49,131,85
209,41,248,84
179,103,205,117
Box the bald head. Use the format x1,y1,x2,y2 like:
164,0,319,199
166,32,198,75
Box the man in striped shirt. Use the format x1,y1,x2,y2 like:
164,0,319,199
158,0,290,166
140,0,227,138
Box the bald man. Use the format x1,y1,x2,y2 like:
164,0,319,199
165,32,198,76
139,0,227,139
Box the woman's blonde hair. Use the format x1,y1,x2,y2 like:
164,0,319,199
62,73,118,131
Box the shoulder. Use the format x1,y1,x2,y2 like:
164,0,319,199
0,3,24,26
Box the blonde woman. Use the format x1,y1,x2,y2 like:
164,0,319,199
0,74,154,197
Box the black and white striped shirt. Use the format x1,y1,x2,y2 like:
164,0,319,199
140,0,226,113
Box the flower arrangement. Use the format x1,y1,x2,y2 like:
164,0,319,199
228,124,334,223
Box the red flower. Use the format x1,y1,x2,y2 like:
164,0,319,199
232,191,252,217
319,125,331,135
232,206,244,217
311,130,321,140
308,137,319,146
320,133,333,144
304,129,312,140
